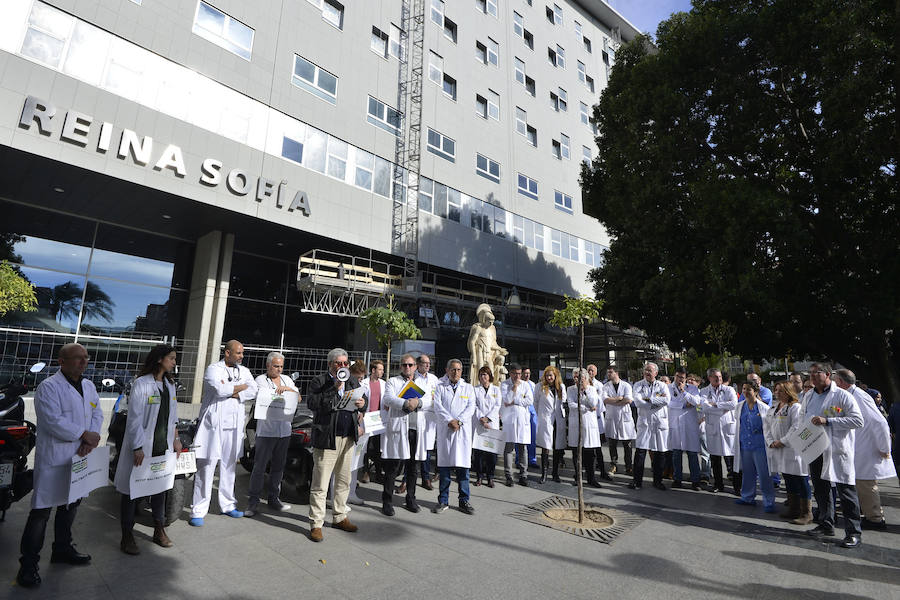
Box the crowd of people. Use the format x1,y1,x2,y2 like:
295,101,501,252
14,341,898,588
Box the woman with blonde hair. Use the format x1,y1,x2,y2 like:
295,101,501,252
765,380,811,523
534,366,567,483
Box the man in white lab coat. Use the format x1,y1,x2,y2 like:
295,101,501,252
603,366,635,475
190,340,258,525
380,354,424,515
432,359,476,514
835,370,894,530
629,362,671,490
804,364,864,548
17,343,104,589
668,368,703,490
413,354,440,491
501,364,534,486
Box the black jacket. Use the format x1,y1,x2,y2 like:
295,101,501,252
307,372,366,449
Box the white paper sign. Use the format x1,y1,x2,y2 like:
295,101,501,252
472,426,505,455
129,452,177,499
254,390,299,422
174,450,197,475
68,445,110,504
362,411,385,436
351,434,371,471
786,420,831,465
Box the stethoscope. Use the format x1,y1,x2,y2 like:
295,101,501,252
225,364,240,382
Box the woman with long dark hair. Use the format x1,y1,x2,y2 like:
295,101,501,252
114,344,180,554
472,366,501,487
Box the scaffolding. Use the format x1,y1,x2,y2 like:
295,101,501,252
391,0,426,290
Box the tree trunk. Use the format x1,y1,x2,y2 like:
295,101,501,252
577,324,584,524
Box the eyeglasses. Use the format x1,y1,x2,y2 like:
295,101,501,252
402,363,416,367
334,361,349,367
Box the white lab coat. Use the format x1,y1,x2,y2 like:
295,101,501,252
591,379,607,433
534,385,567,450
699,385,738,456
850,385,895,481
473,384,501,431
434,380,476,468
253,374,297,438
411,371,439,457
632,379,670,451
763,402,807,476
603,380,636,440
193,361,257,462
799,381,864,485
114,374,178,495
733,399,771,473
566,385,602,448
667,384,702,453
31,371,105,509
380,375,419,460
500,380,533,444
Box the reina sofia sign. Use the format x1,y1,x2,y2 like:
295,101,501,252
18,95,311,216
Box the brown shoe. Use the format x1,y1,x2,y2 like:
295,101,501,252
153,520,173,548
310,527,323,542
120,530,140,555
359,471,370,484
422,480,434,491
397,482,407,495
332,518,358,533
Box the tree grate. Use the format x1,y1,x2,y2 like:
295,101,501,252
505,495,645,544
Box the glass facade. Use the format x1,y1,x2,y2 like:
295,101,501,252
0,200,192,339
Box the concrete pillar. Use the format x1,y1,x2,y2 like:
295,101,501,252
183,230,234,404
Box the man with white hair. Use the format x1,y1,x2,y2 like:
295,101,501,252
191,340,258,525
246,352,300,517
834,369,894,531
629,363,670,490
432,359,477,514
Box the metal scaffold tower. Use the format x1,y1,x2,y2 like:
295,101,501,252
391,0,425,291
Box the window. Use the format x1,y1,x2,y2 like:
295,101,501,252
444,17,458,43
476,0,498,18
552,139,561,159
281,136,303,164
431,0,444,25
516,107,537,146
419,178,434,213
561,133,570,159
550,87,567,111
513,11,523,36
550,44,565,68
428,51,442,84
578,60,586,82
367,96,402,136
583,36,592,53
546,5,563,25
442,73,457,100
582,145,591,164
575,20,582,39
517,173,538,200
476,94,488,119
354,149,374,190
447,188,462,222
308,0,344,29
292,55,337,104
192,2,254,60
586,74,595,93
514,58,535,96
477,91,499,120
326,137,348,181
554,190,573,213
371,26,388,58
476,154,500,183
389,24,403,58
427,128,455,162
475,38,498,66
580,102,590,125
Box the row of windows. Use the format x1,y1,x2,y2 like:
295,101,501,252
9,1,606,271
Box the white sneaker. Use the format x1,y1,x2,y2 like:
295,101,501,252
348,495,365,506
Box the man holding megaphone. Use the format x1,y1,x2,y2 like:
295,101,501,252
306,348,366,542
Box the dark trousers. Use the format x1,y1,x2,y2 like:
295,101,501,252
382,429,418,505
608,439,632,470
673,450,700,484
19,500,81,568
121,492,165,533
710,455,734,490
632,448,663,486
364,434,383,478
783,473,811,499
810,456,861,536
248,435,290,504
573,447,600,483
473,449,497,481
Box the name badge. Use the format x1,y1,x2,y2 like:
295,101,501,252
148,394,161,405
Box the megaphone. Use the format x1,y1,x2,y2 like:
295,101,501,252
336,367,350,382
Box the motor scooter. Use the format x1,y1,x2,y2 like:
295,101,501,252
0,362,45,521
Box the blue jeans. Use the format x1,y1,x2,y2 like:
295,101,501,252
782,473,810,498
438,466,470,505
673,449,700,483
740,447,775,508
516,407,539,465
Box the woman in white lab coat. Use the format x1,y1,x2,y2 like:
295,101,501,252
472,366,501,487
567,369,603,488
763,381,809,522
114,344,179,555
733,381,774,512
534,366,566,483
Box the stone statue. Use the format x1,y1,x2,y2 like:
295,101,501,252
468,303,509,385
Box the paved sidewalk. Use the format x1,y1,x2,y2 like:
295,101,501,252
2,462,897,600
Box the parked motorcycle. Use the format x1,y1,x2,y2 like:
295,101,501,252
0,362,45,521
106,379,198,525
241,372,314,503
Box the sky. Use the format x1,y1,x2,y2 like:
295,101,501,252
606,0,694,39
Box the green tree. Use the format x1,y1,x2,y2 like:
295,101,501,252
360,296,422,377
549,296,603,523
583,1,898,399
704,320,737,361
0,261,37,317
